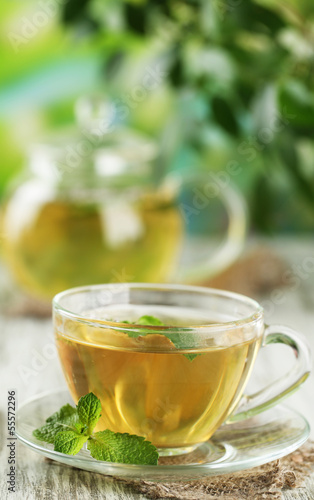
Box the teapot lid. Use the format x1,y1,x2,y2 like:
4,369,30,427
29,96,158,190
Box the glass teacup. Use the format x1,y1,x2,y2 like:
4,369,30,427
53,284,311,457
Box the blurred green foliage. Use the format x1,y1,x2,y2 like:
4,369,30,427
60,0,314,232
0,0,103,194
1,0,314,232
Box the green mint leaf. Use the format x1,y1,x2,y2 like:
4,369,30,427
123,316,201,362
182,352,199,361
33,403,81,444
121,316,165,338
77,392,102,433
137,315,165,326
54,430,88,456
87,430,159,465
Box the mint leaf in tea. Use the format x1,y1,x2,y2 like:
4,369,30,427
137,315,164,326
121,315,200,361
33,393,159,465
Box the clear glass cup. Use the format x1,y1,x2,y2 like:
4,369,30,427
53,283,311,457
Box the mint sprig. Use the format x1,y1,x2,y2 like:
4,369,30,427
123,315,200,361
33,393,159,465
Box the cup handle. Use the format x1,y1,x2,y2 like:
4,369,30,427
228,325,311,423
174,174,247,284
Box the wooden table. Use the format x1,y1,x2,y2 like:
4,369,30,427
1,237,314,499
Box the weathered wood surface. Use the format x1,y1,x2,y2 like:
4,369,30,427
1,238,314,499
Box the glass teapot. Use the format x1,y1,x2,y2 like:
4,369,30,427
0,98,247,302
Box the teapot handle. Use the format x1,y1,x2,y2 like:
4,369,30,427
173,173,248,284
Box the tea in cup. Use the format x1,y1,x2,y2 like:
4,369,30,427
53,284,311,456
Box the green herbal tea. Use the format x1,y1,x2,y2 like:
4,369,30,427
55,307,261,450
1,192,183,299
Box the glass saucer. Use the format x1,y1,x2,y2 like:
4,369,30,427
16,390,310,482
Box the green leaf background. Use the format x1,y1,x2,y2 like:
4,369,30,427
1,0,314,231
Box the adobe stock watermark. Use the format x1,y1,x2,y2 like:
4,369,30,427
7,0,67,53
139,397,179,437
97,268,135,307
78,272,135,314
53,63,166,176
261,256,314,317
179,106,295,223
212,0,243,19
113,64,167,120
180,161,242,223
18,342,57,385
238,107,296,162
